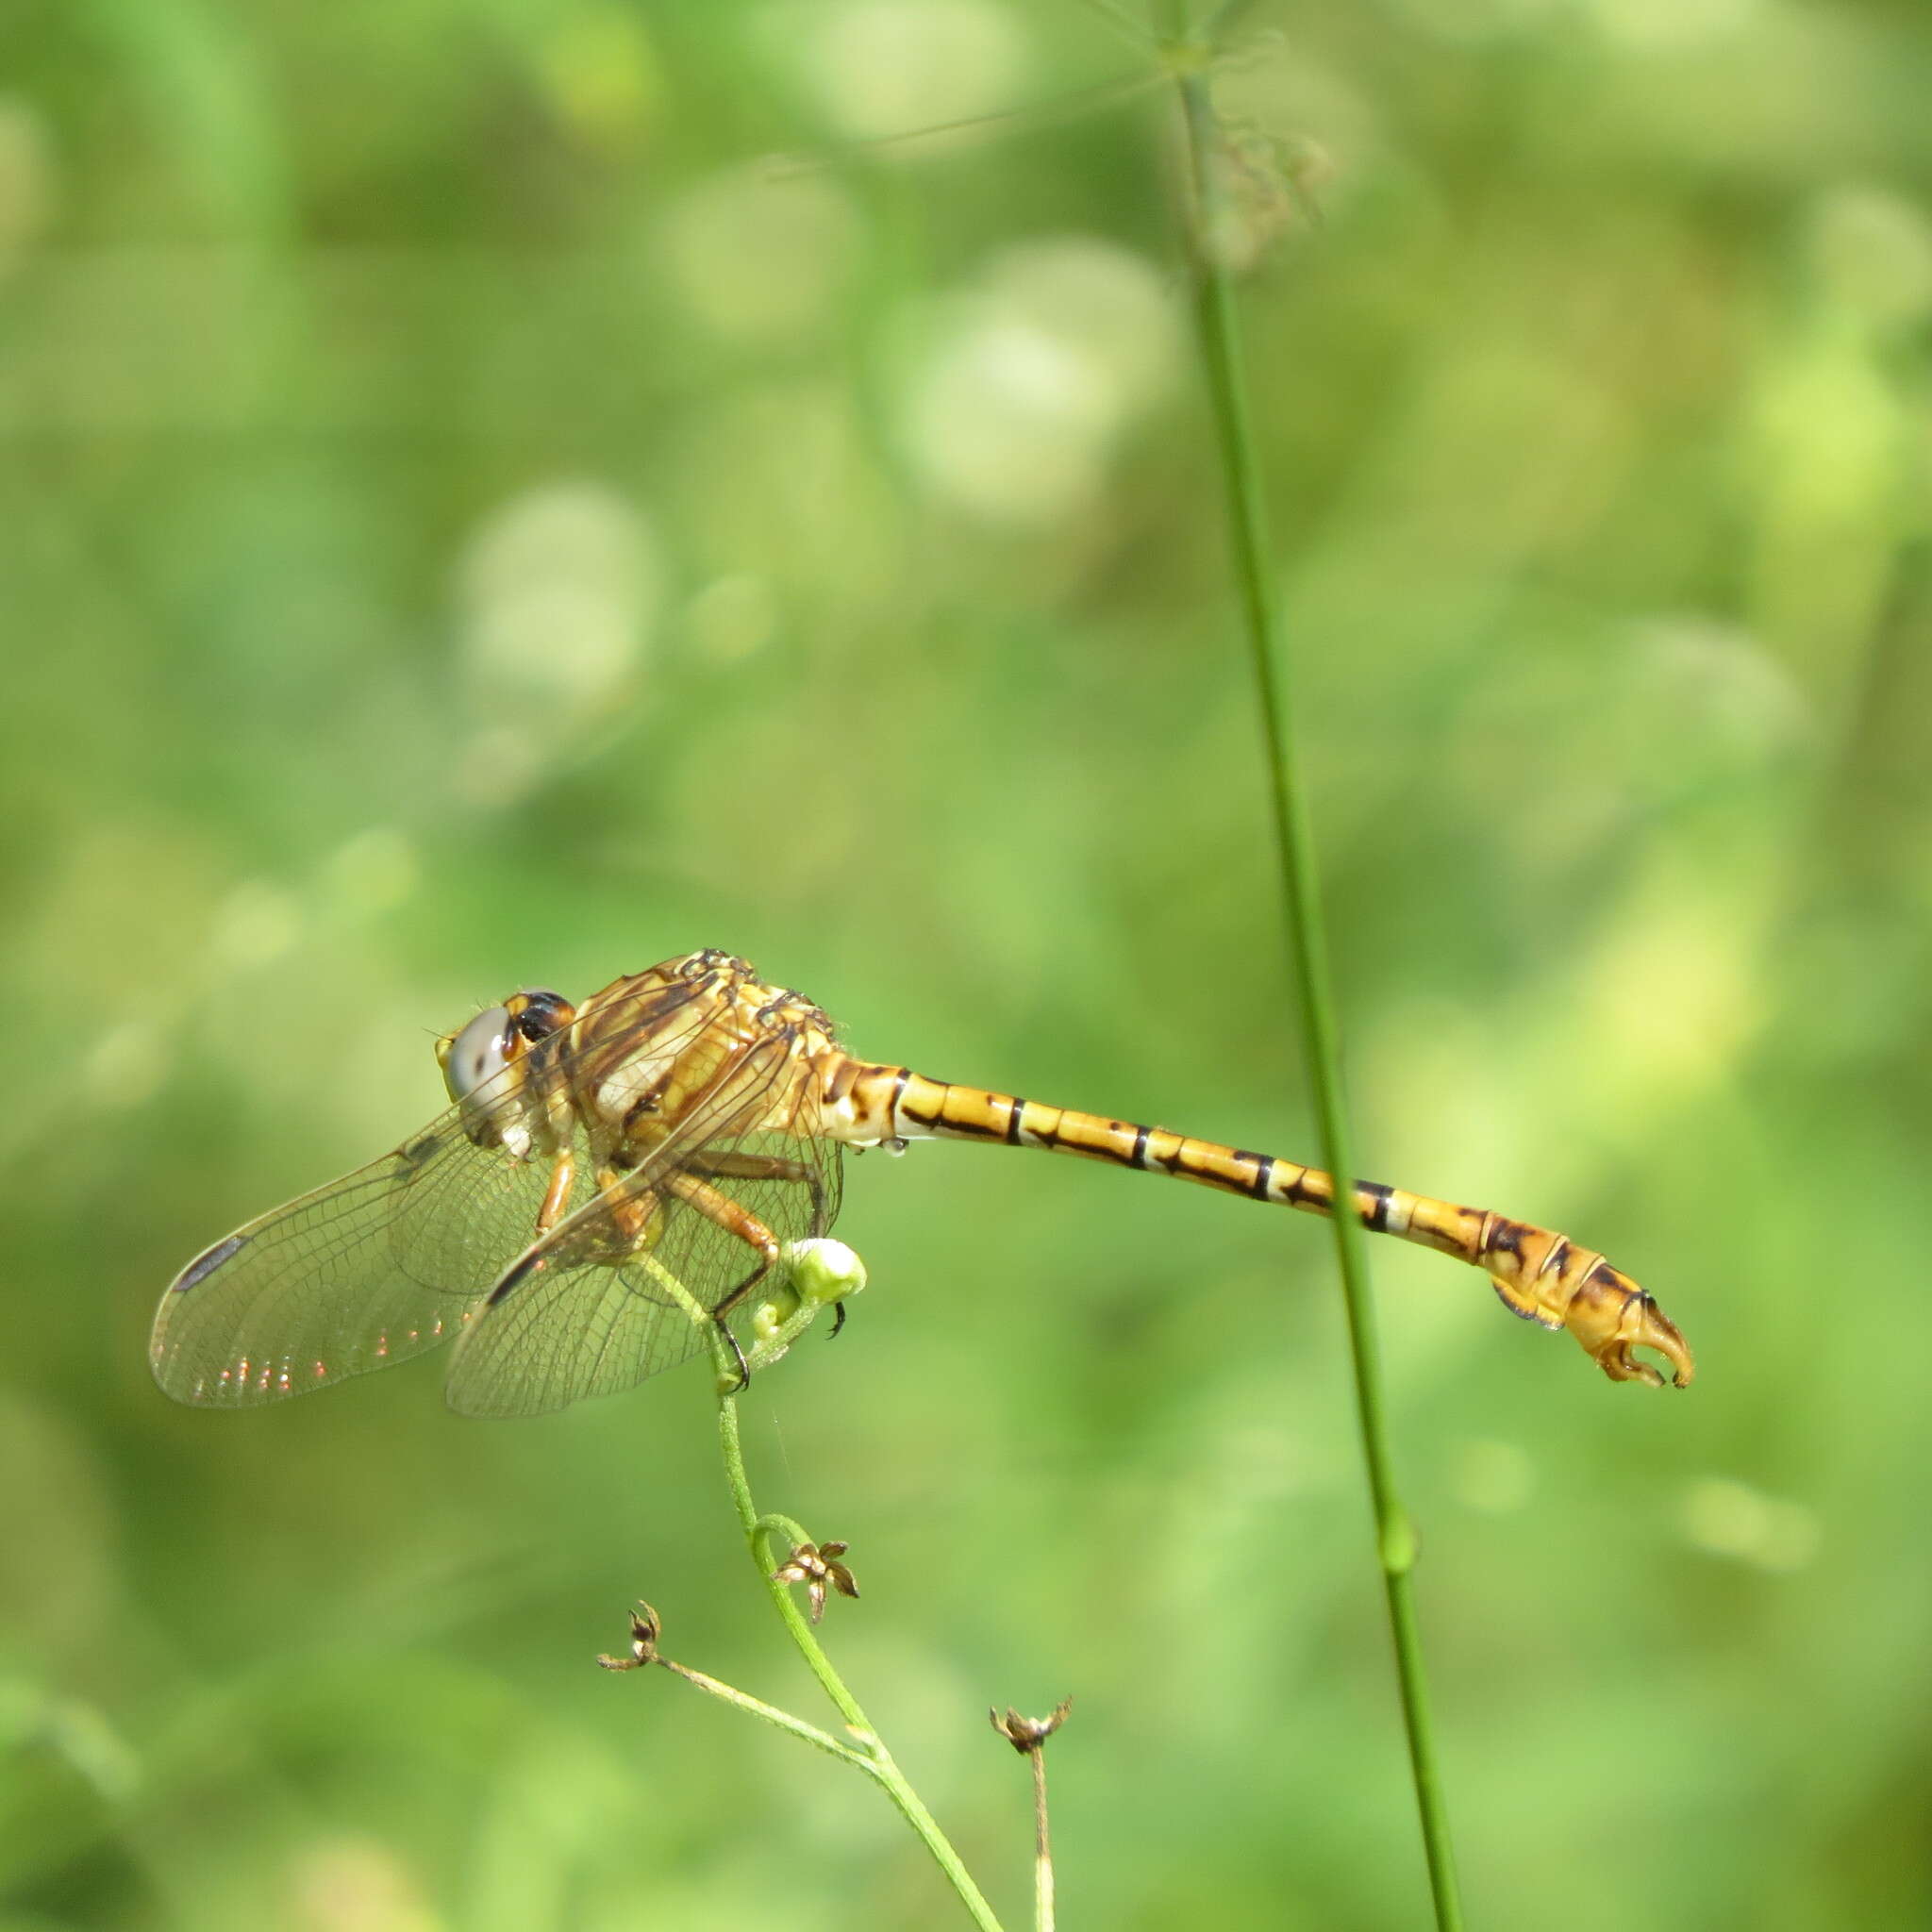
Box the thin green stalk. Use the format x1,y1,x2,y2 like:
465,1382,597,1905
650,1655,875,1771
1030,1746,1054,1932
767,67,1166,175
709,1341,1007,1932
1163,43,1467,1932
1069,0,1158,49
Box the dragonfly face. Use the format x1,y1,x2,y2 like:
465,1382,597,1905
437,989,575,1158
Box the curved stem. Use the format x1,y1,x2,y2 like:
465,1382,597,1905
1163,42,1467,1932
753,1511,816,1560
708,1331,1006,1932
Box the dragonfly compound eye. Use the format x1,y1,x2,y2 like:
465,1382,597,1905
509,988,571,1043
442,1005,513,1106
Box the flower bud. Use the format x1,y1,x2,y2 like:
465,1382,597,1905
783,1237,867,1307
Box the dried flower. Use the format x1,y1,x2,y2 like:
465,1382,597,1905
596,1601,662,1671
990,1697,1073,1753
772,1541,859,1624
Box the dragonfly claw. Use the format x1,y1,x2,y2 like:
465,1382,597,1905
1576,1282,1700,1391
1567,1276,1694,1390
1490,1251,1694,1390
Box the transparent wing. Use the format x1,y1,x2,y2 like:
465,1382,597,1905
151,1091,603,1410
444,1036,843,1420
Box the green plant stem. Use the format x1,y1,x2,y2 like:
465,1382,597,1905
753,1510,816,1557
1164,47,1467,1932
651,1657,874,1770
710,1342,1006,1932
1031,1747,1055,1932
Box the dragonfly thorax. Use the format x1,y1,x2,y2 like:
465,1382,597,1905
564,957,840,1149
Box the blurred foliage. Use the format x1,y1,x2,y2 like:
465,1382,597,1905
4,0,1932,1925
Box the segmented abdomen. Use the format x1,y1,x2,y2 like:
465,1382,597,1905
820,1059,1692,1390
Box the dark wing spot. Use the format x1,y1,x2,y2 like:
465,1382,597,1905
486,1247,558,1307
175,1233,247,1292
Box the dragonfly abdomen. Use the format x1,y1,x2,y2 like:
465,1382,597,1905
841,1062,1692,1390
874,1067,1470,1234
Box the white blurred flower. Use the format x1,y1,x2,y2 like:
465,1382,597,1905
776,0,1026,143
456,480,662,741
1681,1477,1820,1574
658,165,859,344
898,238,1179,525
1586,0,1759,50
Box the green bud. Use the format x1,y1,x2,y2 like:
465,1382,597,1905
750,1281,803,1342
783,1238,867,1307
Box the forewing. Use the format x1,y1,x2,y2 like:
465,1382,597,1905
151,1105,599,1408
444,1036,842,1419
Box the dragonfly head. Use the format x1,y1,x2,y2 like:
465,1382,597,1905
438,989,575,1157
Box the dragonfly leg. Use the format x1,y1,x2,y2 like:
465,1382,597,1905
680,1148,830,1233
717,1322,752,1389
691,1145,845,1344
658,1169,786,1388
591,1163,666,1243
536,1146,576,1234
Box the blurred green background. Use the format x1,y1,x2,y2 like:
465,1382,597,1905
5,0,1931,1925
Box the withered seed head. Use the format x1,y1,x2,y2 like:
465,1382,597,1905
596,1601,662,1671
990,1697,1074,1753
772,1540,860,1624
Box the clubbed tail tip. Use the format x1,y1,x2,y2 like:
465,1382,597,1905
1568,1274,1695,1391
1491,1262,1695,1390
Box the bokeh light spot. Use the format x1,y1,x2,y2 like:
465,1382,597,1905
1680,1477,1821,1573
658,165,859,345
0,95,56,276
457,480,662,744
898,238,1177,525
778,0,1026,143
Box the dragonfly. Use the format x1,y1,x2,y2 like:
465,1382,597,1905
152,948,1694,1418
